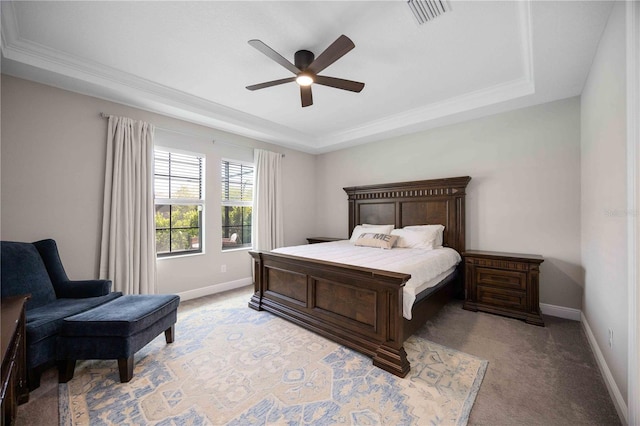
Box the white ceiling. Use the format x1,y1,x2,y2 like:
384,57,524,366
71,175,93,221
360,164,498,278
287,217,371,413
1,1,613,153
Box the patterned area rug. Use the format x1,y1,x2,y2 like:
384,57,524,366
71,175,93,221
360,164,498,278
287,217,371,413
60,294,487,425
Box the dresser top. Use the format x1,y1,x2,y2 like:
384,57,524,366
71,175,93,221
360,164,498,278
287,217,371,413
463,250,544,263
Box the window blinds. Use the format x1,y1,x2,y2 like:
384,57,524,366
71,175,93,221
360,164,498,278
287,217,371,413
221,160,254,205
155,150,203,201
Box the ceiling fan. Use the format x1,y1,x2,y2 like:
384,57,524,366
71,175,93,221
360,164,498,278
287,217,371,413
246,35,365,108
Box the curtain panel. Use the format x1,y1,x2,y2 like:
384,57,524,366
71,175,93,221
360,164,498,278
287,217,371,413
99,115,157,294
253,149,284,251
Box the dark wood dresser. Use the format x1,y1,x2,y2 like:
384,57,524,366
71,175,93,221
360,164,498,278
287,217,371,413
462,250,544,326
1,296,29,425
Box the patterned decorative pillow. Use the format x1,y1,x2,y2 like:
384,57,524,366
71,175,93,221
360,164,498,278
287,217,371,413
354,233,398,249
349,224,394,243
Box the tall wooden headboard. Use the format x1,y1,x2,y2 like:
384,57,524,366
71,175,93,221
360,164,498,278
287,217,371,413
343,176,471,254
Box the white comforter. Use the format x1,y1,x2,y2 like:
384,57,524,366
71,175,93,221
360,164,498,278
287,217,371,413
272,240,461,320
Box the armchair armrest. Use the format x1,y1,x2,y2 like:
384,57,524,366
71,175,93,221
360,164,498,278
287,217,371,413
53,279,113,299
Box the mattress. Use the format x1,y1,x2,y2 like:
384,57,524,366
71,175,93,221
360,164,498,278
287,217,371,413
272,240,461,320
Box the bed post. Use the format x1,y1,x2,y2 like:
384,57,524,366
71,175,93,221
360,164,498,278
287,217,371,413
247,252,263,311
374,346,410,378
347,196,356,236
373,286,410,377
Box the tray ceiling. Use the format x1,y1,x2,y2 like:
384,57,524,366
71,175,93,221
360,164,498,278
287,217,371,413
1,1,613,153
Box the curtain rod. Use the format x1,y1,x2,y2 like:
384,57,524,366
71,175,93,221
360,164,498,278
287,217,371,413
100,112,211,139
100,113,284,158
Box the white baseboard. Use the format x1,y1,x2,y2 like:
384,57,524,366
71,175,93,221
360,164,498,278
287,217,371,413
176,277,252,301
581,313,629,425
539,303,581,321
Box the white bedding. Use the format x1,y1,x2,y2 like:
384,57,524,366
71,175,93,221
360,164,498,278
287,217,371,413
272,240,461,320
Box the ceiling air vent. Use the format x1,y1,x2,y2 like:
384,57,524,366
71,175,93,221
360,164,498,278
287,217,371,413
407,0,451,25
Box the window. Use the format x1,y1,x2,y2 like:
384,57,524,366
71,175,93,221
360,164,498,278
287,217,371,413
221,160,253,250
154,149,205,257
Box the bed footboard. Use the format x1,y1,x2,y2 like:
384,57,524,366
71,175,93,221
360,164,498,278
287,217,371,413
248,250,412,377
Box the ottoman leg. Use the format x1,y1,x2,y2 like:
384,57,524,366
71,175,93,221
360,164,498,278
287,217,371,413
164,325,175,343
118,356,134,383
28,367,43,390
58,360,76,383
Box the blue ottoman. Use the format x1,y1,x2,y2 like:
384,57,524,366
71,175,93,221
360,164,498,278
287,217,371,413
58,294,180,383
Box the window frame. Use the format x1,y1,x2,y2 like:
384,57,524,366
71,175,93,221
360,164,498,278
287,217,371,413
221,158,254,251
154,147,206,258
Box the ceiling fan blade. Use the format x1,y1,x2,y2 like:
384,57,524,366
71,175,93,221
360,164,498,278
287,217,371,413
314,75,365,93
246,77,296,91
307,35,355,74
300,86,313,107
248,39,300,75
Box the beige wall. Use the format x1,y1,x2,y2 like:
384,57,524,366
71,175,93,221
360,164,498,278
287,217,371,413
0,75,316,295
580,2,628,405
316,97,583,309
0,74,586,310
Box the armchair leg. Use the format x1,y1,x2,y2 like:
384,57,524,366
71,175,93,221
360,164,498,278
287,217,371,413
117,356,134,383
164,325,175,344
58,360,76,383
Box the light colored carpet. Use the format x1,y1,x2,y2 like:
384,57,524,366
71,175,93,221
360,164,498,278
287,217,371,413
59,293,487,425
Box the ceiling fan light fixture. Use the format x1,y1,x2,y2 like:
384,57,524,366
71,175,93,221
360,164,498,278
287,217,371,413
296,73,314,86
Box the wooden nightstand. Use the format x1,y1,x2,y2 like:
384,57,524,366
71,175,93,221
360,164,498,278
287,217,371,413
306,237,343,244
462,250,544,326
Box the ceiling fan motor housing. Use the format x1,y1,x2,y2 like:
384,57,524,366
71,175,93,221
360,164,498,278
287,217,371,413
294,50,315,70
246,35,364,107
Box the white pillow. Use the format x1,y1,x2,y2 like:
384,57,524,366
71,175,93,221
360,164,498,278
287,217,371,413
363,223,394,228
350,224,394,243
403,225,445,248
391,228,439,250
354,233,398,250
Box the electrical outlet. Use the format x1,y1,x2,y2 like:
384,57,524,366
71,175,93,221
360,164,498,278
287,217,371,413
608,329,613,348
221,264,227,273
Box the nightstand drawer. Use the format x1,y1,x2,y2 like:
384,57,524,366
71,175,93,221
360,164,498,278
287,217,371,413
477,285,526,310
476,267,526,291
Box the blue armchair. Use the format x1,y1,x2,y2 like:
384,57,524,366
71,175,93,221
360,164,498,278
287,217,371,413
0,239,122,389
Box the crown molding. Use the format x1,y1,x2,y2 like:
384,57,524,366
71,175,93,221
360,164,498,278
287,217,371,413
1,1,535,154
316,76,535,150
0,1,314,151
315,1,535,151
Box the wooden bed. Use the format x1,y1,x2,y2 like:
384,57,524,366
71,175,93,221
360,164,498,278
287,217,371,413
248,176,471,377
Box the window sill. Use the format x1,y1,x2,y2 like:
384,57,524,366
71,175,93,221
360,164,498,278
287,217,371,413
221,246,253,253
157,251,205,260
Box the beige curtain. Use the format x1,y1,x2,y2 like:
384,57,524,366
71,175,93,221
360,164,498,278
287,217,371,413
99,115,157,294
252,149,284,250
